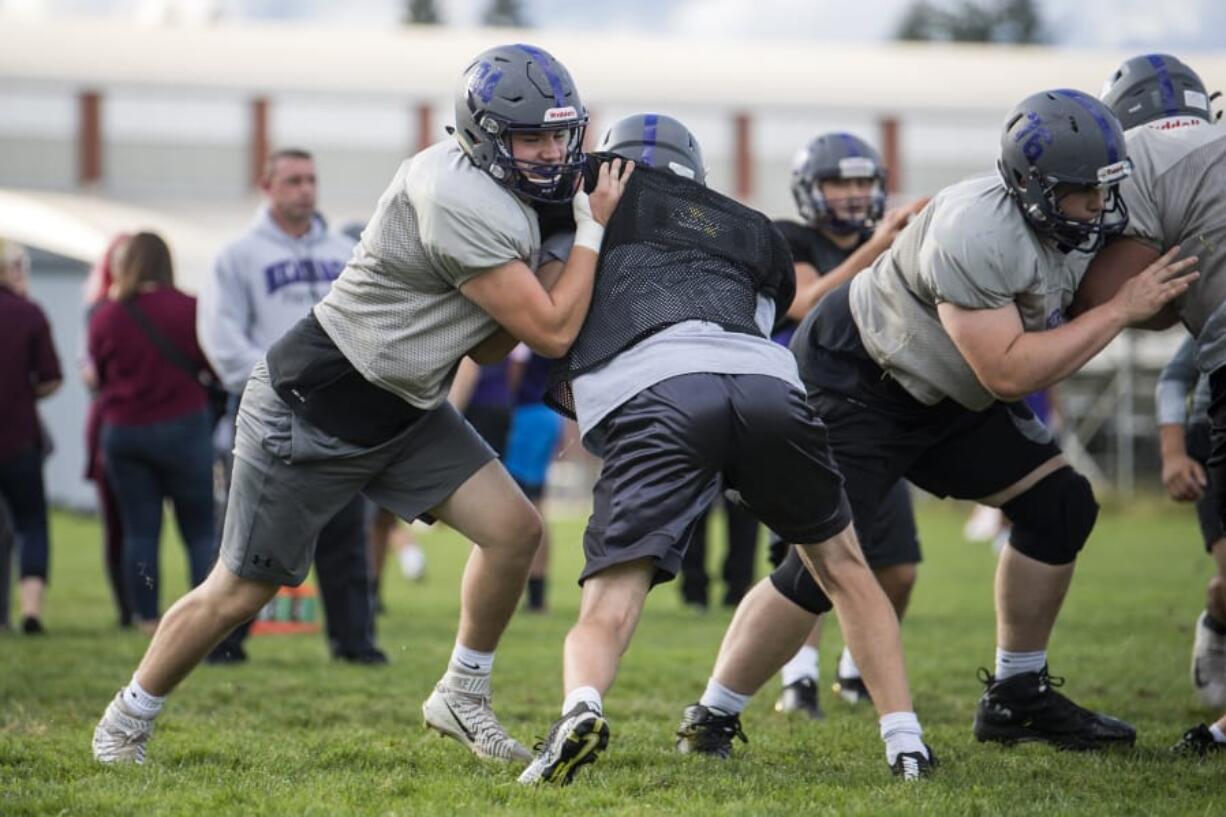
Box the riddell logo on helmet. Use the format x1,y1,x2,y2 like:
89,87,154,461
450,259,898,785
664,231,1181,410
1096,160,1132,184
543,106,578,123
1149,117,1205,131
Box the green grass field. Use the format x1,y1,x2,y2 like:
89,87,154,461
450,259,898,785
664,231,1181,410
1,498,1223,816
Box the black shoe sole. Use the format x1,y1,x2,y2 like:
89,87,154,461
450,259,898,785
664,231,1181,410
973,718,1137,751
543,717,610,785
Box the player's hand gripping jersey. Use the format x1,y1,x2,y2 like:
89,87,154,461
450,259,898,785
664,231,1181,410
848,175,1096,410
545,157,796,419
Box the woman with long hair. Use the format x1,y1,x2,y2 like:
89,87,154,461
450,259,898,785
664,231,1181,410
88,232,214,634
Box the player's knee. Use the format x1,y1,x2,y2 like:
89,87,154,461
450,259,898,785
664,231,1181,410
515,508,545,554
1001,467,1098,566
876,563,917,611
1208,573,1226,603
489,502,543,558
769,549,835,616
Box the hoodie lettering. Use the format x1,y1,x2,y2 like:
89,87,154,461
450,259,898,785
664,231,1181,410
264,258,346,295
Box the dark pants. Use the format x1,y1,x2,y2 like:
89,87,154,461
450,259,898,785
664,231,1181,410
102,411,215,621
0,496,13,627
96,478,130,625
680,492,760,607
213,447,378,657
0,444,51,582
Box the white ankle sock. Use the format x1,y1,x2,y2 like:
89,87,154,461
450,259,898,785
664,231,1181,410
780,646,819,687
699,678,750,715
879,710,925,765
1210,724,1226,744
562,686,603,716
838,647,860,679
994,648,1046,680
450,643,494,675
122,677,165,719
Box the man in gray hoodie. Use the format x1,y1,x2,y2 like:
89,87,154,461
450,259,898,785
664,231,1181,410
197,147,386,665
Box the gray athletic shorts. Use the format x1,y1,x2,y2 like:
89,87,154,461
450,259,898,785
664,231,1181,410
220,361,496,586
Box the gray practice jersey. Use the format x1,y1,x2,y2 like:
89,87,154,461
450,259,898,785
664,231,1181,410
849,174,1091,410
1118,124,1226,372
314,140,540,409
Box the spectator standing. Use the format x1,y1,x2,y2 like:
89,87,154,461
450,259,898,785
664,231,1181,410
197,148,385,664
0,239,63,634
88,232,214,634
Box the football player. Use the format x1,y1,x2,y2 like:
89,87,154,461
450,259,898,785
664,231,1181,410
517,114,932,786
771,133,926,717
1094,53,1226,754
92,44,632,767
683,89,1195,755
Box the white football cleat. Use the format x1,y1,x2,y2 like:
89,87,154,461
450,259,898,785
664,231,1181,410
92,692,155,764
1191,611,1226,708
422,668,532,763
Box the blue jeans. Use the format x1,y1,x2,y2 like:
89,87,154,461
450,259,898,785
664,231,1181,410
102,410,215,621
0,443,50,582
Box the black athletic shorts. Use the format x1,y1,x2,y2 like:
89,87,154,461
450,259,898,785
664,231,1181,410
772,282,1062,611
1186,421,1225,551
579,372,853,586
768,478,919,569
1205,367,1226,538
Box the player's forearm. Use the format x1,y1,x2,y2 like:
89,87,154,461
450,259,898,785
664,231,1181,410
791,239,887,318
1159,423,1188,462
534,246,598,357
986,303,1127,399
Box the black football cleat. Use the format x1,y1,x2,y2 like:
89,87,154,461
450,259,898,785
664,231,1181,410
890,744,937,780
675,703,749,759
972,667,1136,750
775,677,824,719
1170,723,1226,756
832,673,872,705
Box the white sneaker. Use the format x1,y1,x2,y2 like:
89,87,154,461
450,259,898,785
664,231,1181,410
518,703,609,785
422,668,532,763
1191,611,1226,708
397,543,426,581
92,692,155,764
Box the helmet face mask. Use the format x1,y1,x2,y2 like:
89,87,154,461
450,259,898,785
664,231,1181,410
791,134,886,234
453,44,588,203
997,89,1132,253
486,123,587,201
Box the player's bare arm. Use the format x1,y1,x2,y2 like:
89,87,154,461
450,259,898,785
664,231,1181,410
787,197,930,320
939,246,1197,401
461,159,634,358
